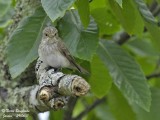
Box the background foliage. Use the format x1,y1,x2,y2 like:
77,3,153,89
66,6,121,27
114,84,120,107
1,0,160,120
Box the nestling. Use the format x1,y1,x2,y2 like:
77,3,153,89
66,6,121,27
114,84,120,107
38,26,88,74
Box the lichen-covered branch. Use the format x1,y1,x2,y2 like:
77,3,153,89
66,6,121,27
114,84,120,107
0,85,68,119
35,58,90,106
0,57,90,119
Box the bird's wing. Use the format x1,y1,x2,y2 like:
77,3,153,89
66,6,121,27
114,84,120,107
57,39,74,60
57,39,89,74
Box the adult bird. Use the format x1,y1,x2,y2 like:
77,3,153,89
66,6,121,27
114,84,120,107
38,26,88,74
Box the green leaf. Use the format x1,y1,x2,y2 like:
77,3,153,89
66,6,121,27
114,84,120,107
0,0,11,18
97,40,151,111
108,0,144,35
73,99,85,117
133,88,160,120
136,57,156,75
133,0,156,24
114,0,122,8
41,0,76,22
155,78,160,88
91,7,120,35
0,20,12,29
133,0,160,51
89,0,106,10
57,10,99,61
86,111,100,120
6,7,48,78
95,104,116,120
108,85,136,120
125,35,159,57
50,110,63,120
145,22,160,51
89,55,112,98
75,0,90,28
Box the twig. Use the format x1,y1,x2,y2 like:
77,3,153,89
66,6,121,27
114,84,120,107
153,6,160,17
146,73,160,80
149,0,160,17
73,97,106,120
64,97,78,120
149,1,158,13
116,32,130,45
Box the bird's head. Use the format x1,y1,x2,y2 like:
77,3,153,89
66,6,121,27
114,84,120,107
42,26,59,42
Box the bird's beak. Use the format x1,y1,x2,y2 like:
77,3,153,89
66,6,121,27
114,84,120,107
51,34,55,38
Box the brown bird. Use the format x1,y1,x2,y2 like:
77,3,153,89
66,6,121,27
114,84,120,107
38,26,88,74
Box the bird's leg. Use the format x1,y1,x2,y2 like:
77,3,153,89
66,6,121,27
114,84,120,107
54,67,61,72
45,66,61,72
45,66,54,71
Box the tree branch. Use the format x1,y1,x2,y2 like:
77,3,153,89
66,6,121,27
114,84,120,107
73,97,106,120
63,97,78,120
146,73,160,80
0,58,90,118
149,1,158,13
116,32,130,45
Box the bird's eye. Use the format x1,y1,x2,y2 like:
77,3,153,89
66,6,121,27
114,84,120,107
45,33,48,36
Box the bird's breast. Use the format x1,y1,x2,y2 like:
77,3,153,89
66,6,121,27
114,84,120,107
46,53,70,68
38,43,70,68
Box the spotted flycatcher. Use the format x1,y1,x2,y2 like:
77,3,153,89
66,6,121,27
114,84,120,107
38,26,88,74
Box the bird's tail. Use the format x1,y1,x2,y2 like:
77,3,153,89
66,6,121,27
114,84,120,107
73,62,89,75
